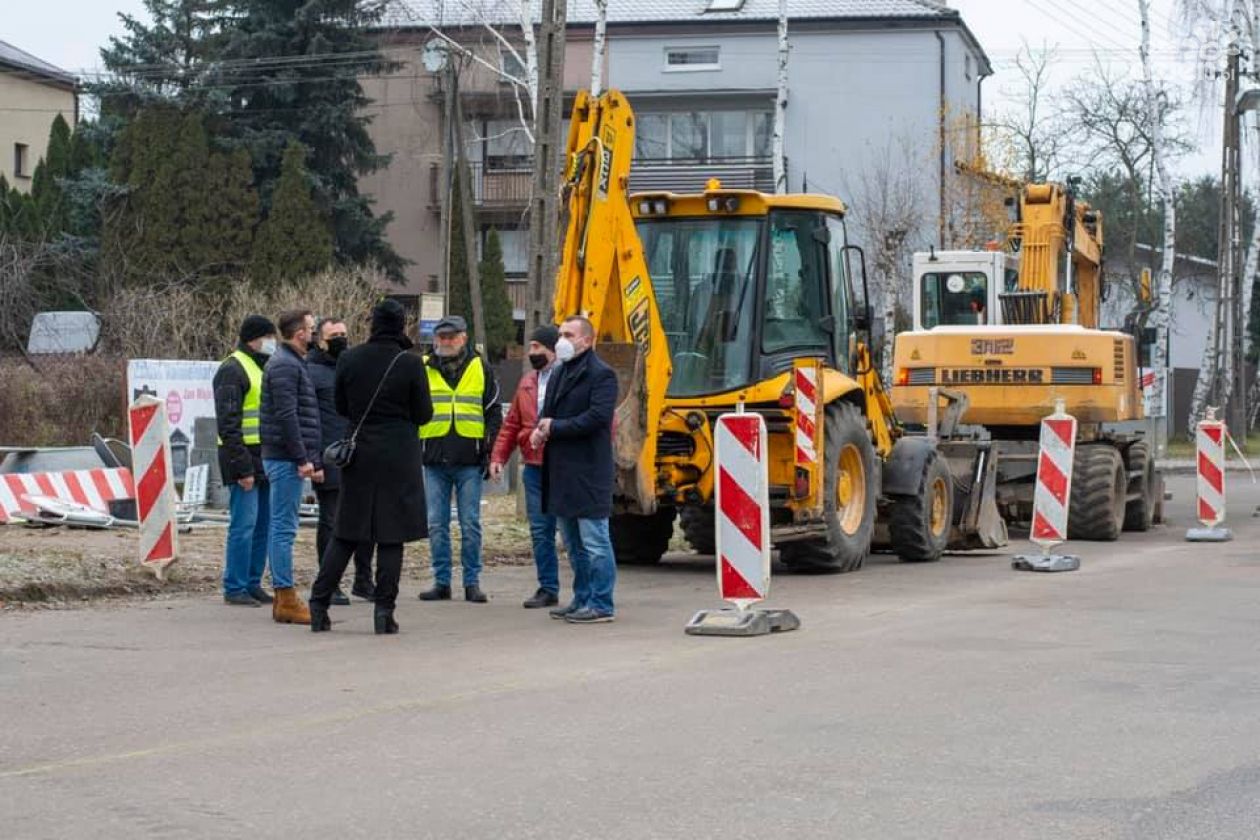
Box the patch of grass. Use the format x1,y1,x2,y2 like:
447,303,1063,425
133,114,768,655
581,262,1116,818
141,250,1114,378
1165,432,1260,460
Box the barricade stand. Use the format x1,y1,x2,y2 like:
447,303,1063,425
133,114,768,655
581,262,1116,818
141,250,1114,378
685,408,800,636
1012,399,1081,572
129,395,180,579
1186,407,1233,542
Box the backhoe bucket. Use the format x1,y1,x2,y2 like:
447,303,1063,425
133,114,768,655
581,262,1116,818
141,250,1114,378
945,441,1008,550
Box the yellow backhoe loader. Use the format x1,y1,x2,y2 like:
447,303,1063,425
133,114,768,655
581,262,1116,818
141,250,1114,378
891,178,1164,539
549,89,1006,570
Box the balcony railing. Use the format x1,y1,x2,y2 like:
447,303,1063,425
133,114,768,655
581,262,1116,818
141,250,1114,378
471,163,531,207
441,157,780,210
628,157,778,194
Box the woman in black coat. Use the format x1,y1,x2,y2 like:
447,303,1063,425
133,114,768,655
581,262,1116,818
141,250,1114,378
310,300,432,634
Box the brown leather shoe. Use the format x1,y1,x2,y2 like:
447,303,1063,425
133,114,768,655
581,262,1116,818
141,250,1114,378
272,587,311,625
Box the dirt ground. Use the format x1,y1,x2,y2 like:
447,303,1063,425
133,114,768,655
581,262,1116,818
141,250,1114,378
0,495,540,609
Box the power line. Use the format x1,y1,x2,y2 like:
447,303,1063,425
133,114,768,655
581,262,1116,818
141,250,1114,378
1034,0,1138,55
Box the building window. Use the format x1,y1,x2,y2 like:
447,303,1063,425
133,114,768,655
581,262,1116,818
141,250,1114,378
14,143,30,179
484,118,533,170
633,110,773,162
499,48,526,84
664,46,720,72
705,0,745,10
965,54,973,82
481,227,529,278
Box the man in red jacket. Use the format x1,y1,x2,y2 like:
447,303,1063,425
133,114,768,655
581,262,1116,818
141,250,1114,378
490,325,560,608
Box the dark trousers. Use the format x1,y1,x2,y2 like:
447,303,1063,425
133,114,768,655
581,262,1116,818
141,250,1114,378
314,485,372,592
312,540,404,610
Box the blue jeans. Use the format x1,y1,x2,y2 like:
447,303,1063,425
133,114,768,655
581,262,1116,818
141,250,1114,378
263,459,304,590
556,516,615,615
424,465,483,587
223,479,270,595
522,465,559,594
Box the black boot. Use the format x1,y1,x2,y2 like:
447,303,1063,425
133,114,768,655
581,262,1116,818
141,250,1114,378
464,585,488,603
418,584,451,601
374,607,399,635
310,602,332,632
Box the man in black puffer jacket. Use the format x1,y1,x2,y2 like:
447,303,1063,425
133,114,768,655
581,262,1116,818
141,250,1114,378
260,308,321,626
307,316,373,605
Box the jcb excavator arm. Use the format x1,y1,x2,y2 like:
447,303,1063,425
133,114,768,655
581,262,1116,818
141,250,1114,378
552,90,671,515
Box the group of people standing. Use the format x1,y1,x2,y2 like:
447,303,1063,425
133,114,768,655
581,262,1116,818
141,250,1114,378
213,300,621,635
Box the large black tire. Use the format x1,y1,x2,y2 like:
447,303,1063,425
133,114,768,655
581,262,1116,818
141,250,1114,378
1068,445,1125,541
889,454,953,562
1123,441,1156,532
781,402,877,573
679,506,716,555
610,508,676,565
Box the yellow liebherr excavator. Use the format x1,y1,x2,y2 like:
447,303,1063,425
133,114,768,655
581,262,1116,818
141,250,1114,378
550,89,1006,570
891,178,1163,538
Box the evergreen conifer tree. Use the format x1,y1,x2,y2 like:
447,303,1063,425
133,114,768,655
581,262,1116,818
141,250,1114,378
479,228,516,359
249,140,333,286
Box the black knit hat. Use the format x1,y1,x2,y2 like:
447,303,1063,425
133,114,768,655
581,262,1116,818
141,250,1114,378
530,324,559,350
371,298,407,336
239,314,276,343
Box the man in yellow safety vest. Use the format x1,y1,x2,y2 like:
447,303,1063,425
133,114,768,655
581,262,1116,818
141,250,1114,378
417,315,502,604
213,314,277,607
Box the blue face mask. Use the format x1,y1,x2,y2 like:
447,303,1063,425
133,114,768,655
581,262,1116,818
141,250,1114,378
260,338,277,356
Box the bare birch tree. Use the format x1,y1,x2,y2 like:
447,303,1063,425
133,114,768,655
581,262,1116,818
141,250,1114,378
1138,0,1176,436
772,0,789,194
590,0,608,96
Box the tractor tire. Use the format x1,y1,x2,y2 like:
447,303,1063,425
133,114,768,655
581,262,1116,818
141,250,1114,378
1123,441,1156,532
610,508,676,565
889,454,953,562
1068,444,1126,541
781,402,877,573
679,506,716,555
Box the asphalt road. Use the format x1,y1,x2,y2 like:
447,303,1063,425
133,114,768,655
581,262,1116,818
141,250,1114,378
2,474,1258,839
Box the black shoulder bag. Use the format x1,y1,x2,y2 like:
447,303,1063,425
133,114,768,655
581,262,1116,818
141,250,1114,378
323,351,406,469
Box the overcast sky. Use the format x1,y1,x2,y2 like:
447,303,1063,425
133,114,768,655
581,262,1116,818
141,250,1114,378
7,0,1221,177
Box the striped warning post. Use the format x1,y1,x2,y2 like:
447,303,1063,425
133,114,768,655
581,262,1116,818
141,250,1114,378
714,412,771,607
1028,406,1078,549
793,362,819,468
129,395,179,577
1195,416,1226,528
0,468,134,524
1186,409,1232,541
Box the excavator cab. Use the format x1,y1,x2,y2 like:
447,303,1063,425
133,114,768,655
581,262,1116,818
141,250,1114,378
635,197,857,397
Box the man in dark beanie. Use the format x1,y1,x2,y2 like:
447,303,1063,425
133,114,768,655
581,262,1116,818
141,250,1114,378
490,324,562,608
213,314,278,607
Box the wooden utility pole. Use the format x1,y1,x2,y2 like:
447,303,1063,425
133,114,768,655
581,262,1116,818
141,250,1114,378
452,73,487,353
525,0,568,334
1218,46,1245,433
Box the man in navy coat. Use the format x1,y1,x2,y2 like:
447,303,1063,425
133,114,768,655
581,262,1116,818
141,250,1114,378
532,315,619,623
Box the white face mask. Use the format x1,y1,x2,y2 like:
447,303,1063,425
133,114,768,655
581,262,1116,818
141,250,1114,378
260,338,278,356
554,337,576,363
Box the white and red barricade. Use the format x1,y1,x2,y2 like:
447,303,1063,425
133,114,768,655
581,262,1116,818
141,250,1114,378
1186,408,1232,541
0,468,134,524
1013,400,1080,571
129,395,179,576
793,359,824,509
685,409,800,635
715,412,771,606
1195,413,1226,528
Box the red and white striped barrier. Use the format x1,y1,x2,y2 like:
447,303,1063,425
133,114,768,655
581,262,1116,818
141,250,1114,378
794,363,819,468
129,395,179,577
1187,408,1232,542
1013,400,1080,572
715,412,771,606
0,468,134,524
685,409,799,635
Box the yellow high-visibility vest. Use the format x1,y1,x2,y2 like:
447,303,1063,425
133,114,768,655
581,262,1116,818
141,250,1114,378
217,350,263,445
419,356,485,440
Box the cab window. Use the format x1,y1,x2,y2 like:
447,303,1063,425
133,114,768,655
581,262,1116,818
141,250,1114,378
762,211,830,353
921,271,989,328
